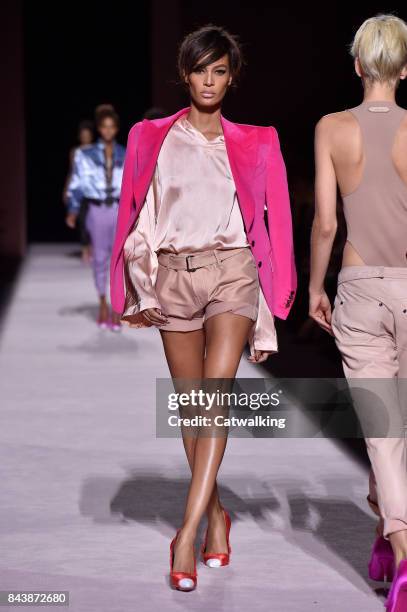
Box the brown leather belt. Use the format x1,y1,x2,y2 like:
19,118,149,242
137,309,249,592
157,247,249,272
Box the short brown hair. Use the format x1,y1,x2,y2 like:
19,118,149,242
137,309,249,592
94,103,120,128
177,24,244,87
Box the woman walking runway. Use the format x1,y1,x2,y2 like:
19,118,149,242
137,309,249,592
110,25,296,592
309,14,407,610
66,104,125,329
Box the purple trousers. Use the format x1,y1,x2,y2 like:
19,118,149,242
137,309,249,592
85,202,119,297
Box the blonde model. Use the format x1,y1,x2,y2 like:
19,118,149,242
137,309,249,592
309,14,407,611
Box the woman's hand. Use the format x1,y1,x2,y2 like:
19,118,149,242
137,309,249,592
247,350,273,364
141,307,170,327
65,212,78,229
309,289,334,336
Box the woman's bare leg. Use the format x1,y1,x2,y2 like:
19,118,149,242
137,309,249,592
159,325,205,467
159,327,205,573
98,295,109,322
389,529,407,568
159,330,227,509
160,312,254,574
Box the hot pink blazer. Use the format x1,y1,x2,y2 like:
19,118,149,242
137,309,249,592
110,107,297,319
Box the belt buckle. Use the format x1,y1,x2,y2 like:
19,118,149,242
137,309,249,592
186,255,198,272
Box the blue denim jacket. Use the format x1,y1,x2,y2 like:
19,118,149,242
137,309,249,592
67,139,126,213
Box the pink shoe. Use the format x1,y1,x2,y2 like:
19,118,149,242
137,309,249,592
97,318,109,329
109,321,122,332
368,536,394,582
386,559,407,611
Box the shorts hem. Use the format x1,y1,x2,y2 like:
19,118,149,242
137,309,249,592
205,302,258,322
159,317,203,332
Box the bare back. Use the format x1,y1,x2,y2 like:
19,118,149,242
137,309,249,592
327,100,407,267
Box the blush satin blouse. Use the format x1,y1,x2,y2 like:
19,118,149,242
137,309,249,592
121,116,278,355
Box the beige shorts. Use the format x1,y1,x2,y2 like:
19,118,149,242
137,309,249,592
155,246,260,332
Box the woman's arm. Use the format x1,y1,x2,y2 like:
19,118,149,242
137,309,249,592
65,148,85,228
62,146,76,206
66,148,86,213
309,116,338,334
121,170,168,328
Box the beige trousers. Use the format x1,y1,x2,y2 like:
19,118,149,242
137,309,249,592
331,265,407,538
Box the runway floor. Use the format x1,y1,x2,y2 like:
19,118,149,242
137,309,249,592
0,244,389,611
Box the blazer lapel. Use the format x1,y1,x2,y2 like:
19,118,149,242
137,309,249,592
221,116,257,232
134,107,190,212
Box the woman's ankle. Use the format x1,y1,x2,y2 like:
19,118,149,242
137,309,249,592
207,501,223,522
177,525,197,545
389,528,407,565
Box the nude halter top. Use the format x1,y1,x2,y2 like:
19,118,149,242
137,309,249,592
342,99,407,267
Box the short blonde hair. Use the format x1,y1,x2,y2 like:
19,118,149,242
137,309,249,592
350,14,407,85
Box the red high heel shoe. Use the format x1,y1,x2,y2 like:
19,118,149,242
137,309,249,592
169,530,197,591
201,507,231,567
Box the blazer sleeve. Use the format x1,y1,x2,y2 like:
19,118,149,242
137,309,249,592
247,284,278,357
110,122,142,314
114,123,141,249
265,126,297,319
121,174,161,328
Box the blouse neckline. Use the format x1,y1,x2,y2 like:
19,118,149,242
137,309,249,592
176,116,225,145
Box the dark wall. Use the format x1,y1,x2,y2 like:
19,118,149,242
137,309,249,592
23,2,407,243
24,2,151,242
151,2,407,177
0,1,26,258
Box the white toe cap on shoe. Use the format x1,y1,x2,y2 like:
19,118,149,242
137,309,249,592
178,578,194,589
206,558,222,567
